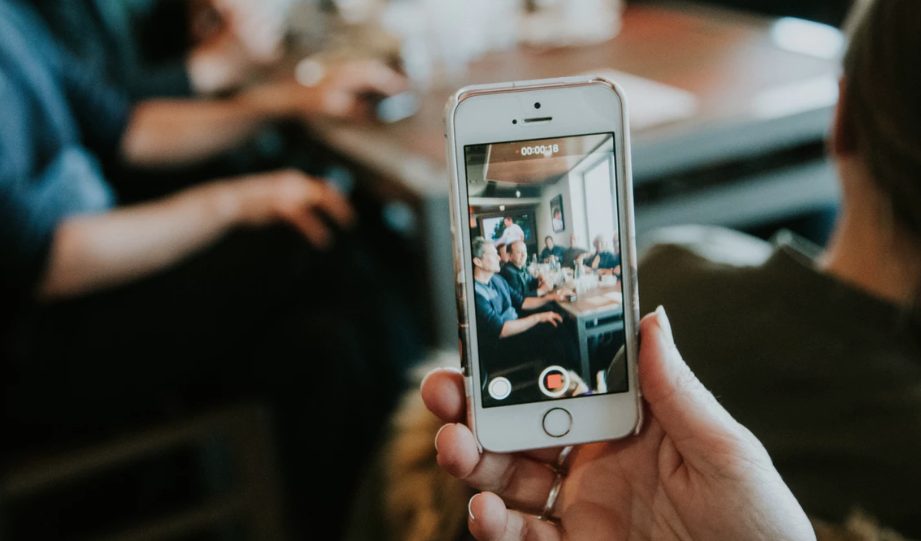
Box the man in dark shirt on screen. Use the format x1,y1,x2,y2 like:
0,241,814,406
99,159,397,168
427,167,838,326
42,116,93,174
500,240,549,299
471,237,577,401
539,235,565,263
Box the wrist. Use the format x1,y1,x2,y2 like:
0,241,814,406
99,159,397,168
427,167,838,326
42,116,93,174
239,80,318,120
202,181,249,230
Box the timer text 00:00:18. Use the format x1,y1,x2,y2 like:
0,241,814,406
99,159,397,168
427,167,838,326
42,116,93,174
519,144,560,157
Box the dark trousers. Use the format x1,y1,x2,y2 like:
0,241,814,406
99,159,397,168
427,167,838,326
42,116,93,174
2,224,421,539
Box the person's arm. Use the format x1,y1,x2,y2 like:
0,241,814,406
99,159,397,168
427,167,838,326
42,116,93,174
520,296,551,310
498,311,562,338
121,59,408,168
39,170,353,299
520,289,569,310
119,95,284,168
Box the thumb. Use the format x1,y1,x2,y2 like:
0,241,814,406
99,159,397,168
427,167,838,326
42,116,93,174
638,307,742,445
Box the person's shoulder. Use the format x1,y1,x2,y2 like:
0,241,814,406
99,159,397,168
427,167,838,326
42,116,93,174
638,225,773,311
639,225,773,271
491,273,512,290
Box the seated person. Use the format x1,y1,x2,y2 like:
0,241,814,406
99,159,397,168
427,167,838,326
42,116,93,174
496,242,511,272
561,233,589,268
586,234,621,275
500,240,550,299
0,3,416,538
539,235,565,263
471,238,573,398
37,0,300,99
32,0,408,201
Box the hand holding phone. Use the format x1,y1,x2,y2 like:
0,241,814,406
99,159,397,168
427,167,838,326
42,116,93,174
421,310,815,541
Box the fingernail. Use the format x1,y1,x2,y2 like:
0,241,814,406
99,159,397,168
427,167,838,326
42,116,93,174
468,494,478,521
440,366,464,375
434,423,449,453
655,305,674,344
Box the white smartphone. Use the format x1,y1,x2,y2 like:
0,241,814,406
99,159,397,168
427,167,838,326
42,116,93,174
445,76,642,452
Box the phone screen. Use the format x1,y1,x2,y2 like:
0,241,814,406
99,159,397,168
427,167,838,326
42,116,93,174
464,133,629,408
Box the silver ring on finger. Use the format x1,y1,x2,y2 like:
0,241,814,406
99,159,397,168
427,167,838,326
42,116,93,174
554,445,574,473
540,470,564,521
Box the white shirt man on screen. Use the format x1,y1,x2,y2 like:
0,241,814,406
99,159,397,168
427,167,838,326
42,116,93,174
494,216,525,247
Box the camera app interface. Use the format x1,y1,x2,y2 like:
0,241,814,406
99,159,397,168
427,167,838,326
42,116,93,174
465,133,629,408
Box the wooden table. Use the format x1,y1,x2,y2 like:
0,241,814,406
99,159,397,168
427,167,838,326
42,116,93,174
557,284,624,385
309,2,842,347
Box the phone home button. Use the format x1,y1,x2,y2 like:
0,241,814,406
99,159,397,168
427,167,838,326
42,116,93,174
542,408,572,438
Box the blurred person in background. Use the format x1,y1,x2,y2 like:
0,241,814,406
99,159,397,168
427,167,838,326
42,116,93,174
35,0,319,99
638,0,921,533
346,0,921,538
495,242,510,271
539,235,564,264
493,216,525,248
0,0,419,537
586,233,620,275
30,0,407,199
32,0,282,100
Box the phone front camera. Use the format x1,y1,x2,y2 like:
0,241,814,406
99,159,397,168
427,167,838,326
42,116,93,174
512,119,518,124
534,102,542,109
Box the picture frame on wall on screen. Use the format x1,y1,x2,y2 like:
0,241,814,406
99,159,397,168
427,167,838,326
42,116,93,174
550,194,565,232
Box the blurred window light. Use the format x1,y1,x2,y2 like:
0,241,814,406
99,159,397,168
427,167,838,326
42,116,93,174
770,17,844,59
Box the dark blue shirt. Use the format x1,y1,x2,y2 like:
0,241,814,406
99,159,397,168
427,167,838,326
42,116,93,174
500,263,539,299
0,0,129,295
473,275,523,343
589,250,621,271
33,0,194,100
539,246,564,263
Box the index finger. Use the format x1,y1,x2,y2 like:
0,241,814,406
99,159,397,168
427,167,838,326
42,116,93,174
345,60,409,96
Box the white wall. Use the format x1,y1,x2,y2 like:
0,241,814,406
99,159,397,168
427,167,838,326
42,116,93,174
536,172,584,250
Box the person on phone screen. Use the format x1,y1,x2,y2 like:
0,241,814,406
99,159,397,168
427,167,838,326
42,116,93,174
540,235,565,264
494,216,525,247
586,234,620,275
470,238,575,393
501,240,550,299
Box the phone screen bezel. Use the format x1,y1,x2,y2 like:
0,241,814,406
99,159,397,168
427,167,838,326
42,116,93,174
448,78,642,452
